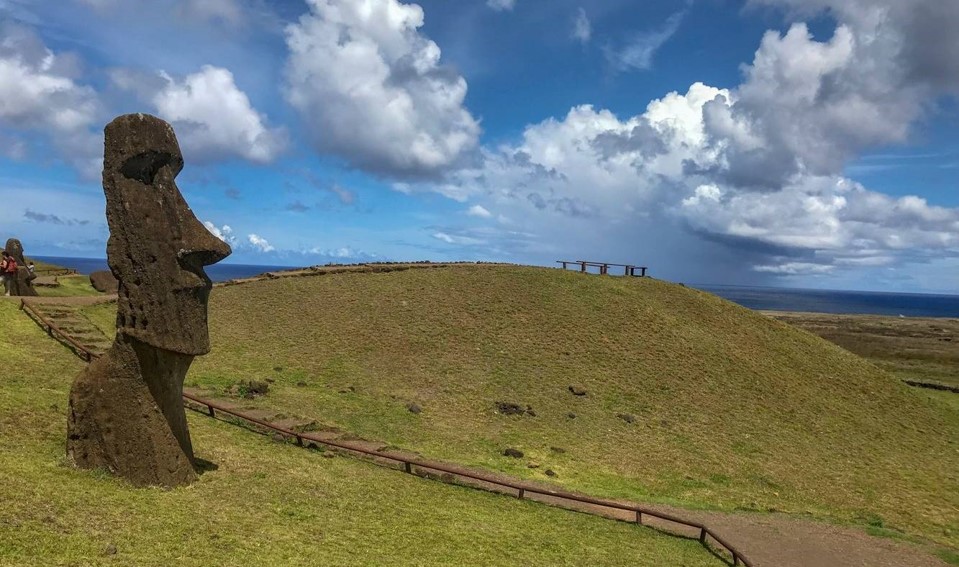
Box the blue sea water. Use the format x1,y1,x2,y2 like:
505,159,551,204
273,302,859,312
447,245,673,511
34,256,959,317
33,256,290,283
696,284,959,318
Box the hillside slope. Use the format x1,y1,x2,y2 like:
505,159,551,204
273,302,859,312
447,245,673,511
0,299,723,566
83,265,959,546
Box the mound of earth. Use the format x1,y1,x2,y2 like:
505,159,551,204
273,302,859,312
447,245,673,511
86,264,959,547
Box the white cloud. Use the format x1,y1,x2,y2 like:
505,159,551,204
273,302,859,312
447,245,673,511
0,23,102,174
115,65,286,164
432,231,485,246
487,0,515,12
604,10,685,72
404,0,959,281
247,233,275,253
178,0,244,25
305,246,376,259
78,0,246,26
467,204,492,218
572,8,591,44
203,221,236,245
753,262,835,275
283,0,480,178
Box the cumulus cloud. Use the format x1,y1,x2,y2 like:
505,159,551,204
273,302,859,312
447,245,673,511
304,246,377,260
247,233,275,253
283,0,480,178
203,221,236,245
486,0,515,12
604,10,685,72
0,23,102,174
114,65,286,163
412,0,959,281
572,8,591,44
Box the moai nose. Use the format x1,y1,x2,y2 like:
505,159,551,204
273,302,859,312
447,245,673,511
180,215,232,267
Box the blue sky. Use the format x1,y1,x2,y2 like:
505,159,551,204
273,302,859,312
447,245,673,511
1,0,957,292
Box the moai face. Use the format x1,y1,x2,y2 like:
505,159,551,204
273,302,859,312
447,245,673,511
103,114,231,355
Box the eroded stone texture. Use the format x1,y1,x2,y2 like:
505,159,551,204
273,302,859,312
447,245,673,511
4,238,38,297
89,270,119,293
67,114,231,487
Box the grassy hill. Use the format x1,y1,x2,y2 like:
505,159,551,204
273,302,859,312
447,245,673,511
80,265,959,548
0,299,722,566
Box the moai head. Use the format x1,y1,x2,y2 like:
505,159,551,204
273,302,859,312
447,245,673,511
103,114,231,355
4,238,26,264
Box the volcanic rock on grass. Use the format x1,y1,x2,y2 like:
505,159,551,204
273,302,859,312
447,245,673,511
4,238,38,297
568,385,587,396
407,403,422,414
228,380,270,399
496,402,524,415
503,448,524,458
617,413,636,424
89,270,119,293
67,114,231,488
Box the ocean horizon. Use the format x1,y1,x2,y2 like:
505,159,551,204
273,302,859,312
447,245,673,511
33,256,959,318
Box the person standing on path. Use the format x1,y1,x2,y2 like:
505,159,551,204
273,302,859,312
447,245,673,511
0,251,14,296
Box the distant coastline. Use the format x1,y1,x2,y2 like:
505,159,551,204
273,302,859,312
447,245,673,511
33,256,959,317
695,284,959,318
32,256,291,284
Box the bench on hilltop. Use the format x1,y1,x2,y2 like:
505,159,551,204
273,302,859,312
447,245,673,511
556,260,647,277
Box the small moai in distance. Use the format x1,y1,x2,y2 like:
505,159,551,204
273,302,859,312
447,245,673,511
67,114,231,487
4,238,38,296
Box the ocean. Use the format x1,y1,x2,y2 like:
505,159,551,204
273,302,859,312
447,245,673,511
695,284,959,318
34,256,959,318
33,256,291,284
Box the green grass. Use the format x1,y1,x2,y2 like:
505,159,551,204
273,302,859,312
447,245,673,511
770,312,959,388
35,275,102,298
1,300,721,566
82,265,959,548
939,549,959,566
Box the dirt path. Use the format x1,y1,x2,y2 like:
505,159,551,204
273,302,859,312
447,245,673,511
4,294,117,306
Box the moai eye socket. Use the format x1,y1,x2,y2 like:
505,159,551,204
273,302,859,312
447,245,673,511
119,151,183,184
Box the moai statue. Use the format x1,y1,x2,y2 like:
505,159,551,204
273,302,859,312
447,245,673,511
4,238,38,296
67,114,231,487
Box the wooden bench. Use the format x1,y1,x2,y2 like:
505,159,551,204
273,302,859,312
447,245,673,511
556,260,647,277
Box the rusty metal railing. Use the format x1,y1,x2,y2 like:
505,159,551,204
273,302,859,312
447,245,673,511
19,298,753,567
20,300,99,362
181,392,752,565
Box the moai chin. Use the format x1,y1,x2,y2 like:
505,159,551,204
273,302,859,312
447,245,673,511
67,114,231,487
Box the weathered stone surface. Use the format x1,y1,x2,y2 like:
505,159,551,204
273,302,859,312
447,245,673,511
89,270,119,293
503,448,524,458
4,238,38,296
67,114,231,487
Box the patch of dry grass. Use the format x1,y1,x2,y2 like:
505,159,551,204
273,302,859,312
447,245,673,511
81,266,959,547
1,300,722,566
769,312,959,387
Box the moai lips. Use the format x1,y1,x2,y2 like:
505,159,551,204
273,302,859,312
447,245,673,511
67,114,231,487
